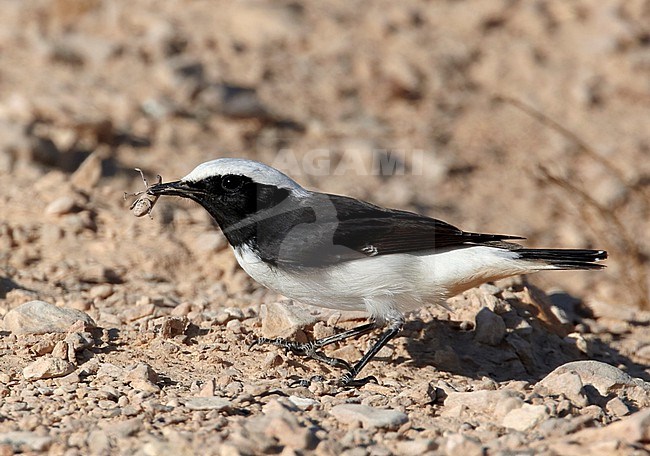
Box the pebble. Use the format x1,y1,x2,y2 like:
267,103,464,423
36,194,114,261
580,404,605,421
87,429,110,454
190,232,227,256
398,381,437,405
330,404,408,430
201,84,275,121
242,399,317,450
122,303,155,322
444,434,483,456
382,55,420,99
432,347,461,371
0,431,52,451
636,344,650,361
563,333,590,354
494,396,525,420
79,264,122,284
66,331,95,353
474,308,507,346
171,302,193,317
259,301,321,339
125,363,159,392
51,340,70,360
95,362,125,380
478,283,502,296
214,307,245,325
312,321,336,339
159,316,189,338
31,338,57,356
90,284,113,300
571,408,650,444
605,397,630,417
288,396,320,411
535,371,588,406
121,405,141,417
98,399,117,410
0,5,645,456
70,149,103,191
23,357,75,380
99,385,120,401
106,418,143,437
262,352,283,369
226,319,242,333
541,360,643,396
3,300,95,335
442,389,522,419
45,196,77,216
198,378,215,397
505,333,535,370
182,397,233,411
502,404,549,431
393,438,436,454
263,413,318,450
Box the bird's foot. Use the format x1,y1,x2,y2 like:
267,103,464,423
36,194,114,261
249,337,352,370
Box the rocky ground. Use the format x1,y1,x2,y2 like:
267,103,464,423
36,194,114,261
1,1,649,455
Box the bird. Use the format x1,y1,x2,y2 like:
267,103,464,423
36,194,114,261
144,158,607,386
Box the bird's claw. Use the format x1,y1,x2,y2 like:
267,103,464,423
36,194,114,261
339,373,378,388
248,337,268,350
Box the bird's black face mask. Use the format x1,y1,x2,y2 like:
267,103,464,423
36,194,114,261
148,175,296,248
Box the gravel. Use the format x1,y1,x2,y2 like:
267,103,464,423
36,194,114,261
0,1,648,454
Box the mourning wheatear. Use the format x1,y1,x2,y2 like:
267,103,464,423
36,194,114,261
142,158,607,386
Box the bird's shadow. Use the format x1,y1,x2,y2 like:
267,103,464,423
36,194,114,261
401,301,650,384
0,276,29,300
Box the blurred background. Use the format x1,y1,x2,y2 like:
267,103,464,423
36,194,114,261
0,0,648,314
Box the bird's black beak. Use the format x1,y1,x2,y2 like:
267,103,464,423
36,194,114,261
146,180,204,198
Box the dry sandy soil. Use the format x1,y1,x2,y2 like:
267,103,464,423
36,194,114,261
1,1,649,455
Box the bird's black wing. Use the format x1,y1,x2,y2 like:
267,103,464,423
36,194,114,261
257,193,523,267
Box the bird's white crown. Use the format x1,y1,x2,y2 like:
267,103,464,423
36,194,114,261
181,158,307,194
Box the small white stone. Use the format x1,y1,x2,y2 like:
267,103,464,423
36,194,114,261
444,433,483,456
260,300,320,339
86,429,110,455
182,397,233,411
535,371,588,406
330,404,408,429
502,404,549,431
288,395,320,410
606,397,630,417
443,389,522,418
23,357,75,380
0,431,52,451
45,196,77,216
105,418,143,437
3,300,95,335
542,360,641,396
125,363,159,392
571,408,650,444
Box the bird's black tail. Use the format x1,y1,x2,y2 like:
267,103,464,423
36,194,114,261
516,249,608,270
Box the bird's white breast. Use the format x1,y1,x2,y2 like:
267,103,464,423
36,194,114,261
232,244,526,321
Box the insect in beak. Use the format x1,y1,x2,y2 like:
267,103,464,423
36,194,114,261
123,168,162,218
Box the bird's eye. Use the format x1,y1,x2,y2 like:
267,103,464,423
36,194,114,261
221,175,244,192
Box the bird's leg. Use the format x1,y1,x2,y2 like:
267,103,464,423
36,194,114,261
250,322,377,370
339,319,403,387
